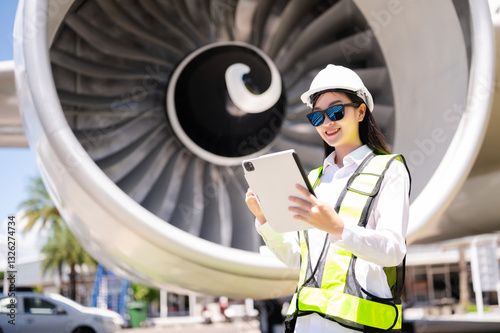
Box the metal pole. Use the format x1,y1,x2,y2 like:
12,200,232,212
470,239,484,315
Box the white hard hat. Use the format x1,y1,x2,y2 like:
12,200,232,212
300,65,374,111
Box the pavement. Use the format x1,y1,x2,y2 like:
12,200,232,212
118,319,262,333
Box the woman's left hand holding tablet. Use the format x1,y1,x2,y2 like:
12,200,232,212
245,188,267,225
288,184,344,237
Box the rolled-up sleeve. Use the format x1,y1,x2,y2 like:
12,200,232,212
256,221,301,269
334,160,410,267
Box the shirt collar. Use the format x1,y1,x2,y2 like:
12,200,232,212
322,145,372,171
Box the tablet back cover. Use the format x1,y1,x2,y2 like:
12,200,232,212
243,150,315,233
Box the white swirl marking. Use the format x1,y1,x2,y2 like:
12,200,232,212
225,60,282,114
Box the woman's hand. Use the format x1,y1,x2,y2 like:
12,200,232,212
245,188,267,225
288,184,344,237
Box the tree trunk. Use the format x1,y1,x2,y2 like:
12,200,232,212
69,263,77,300
58,265,63,295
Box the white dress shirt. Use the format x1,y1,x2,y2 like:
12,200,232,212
256,145,410,333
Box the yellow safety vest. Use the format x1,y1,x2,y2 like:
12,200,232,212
285,153,410,332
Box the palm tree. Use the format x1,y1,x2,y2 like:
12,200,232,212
41,223,96,300
19,177,63,233
19,177,96,300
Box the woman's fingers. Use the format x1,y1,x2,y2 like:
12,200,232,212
289,184,344,236
288,206,311,220
288,195,312,209
288,184,316,209
288,184,325,221
295,184,316,201
288,184,316,221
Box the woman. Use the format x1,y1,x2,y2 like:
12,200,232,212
246,65,411,332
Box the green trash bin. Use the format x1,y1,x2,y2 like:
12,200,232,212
128,301,147,328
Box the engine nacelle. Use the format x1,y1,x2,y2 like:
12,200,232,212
13,0,496,298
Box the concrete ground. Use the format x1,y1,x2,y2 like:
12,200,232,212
118,319,262,333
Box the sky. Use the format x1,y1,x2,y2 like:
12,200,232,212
1,1,39,218
0,0,43,262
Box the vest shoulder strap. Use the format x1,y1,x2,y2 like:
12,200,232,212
336,153,407,227
308,166,322,190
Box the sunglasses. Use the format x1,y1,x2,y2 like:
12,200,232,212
306,103,360,127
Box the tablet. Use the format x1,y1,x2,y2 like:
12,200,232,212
242,149,315,233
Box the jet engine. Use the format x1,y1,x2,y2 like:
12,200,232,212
13,0,496,298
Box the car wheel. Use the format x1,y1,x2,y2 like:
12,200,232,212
72,327,95,333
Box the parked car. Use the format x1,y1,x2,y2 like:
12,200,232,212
0,292,124,333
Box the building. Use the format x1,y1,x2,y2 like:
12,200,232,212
404,233,500,316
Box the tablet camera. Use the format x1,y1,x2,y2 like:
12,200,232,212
244,162,255,172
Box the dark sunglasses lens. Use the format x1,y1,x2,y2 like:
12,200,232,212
326,105,344,121
307,112,324,126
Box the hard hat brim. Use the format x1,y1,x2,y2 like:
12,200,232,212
301,86,374,112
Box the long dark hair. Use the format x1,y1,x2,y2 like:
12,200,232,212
312,90,391,158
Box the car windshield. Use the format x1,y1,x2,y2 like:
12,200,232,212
0,297,16,313
49,294,85,311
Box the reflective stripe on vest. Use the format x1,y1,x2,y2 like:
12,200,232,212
286,153,409,331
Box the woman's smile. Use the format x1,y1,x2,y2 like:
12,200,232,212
325,128,340,137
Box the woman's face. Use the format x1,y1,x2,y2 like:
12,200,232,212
313,92,366,150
